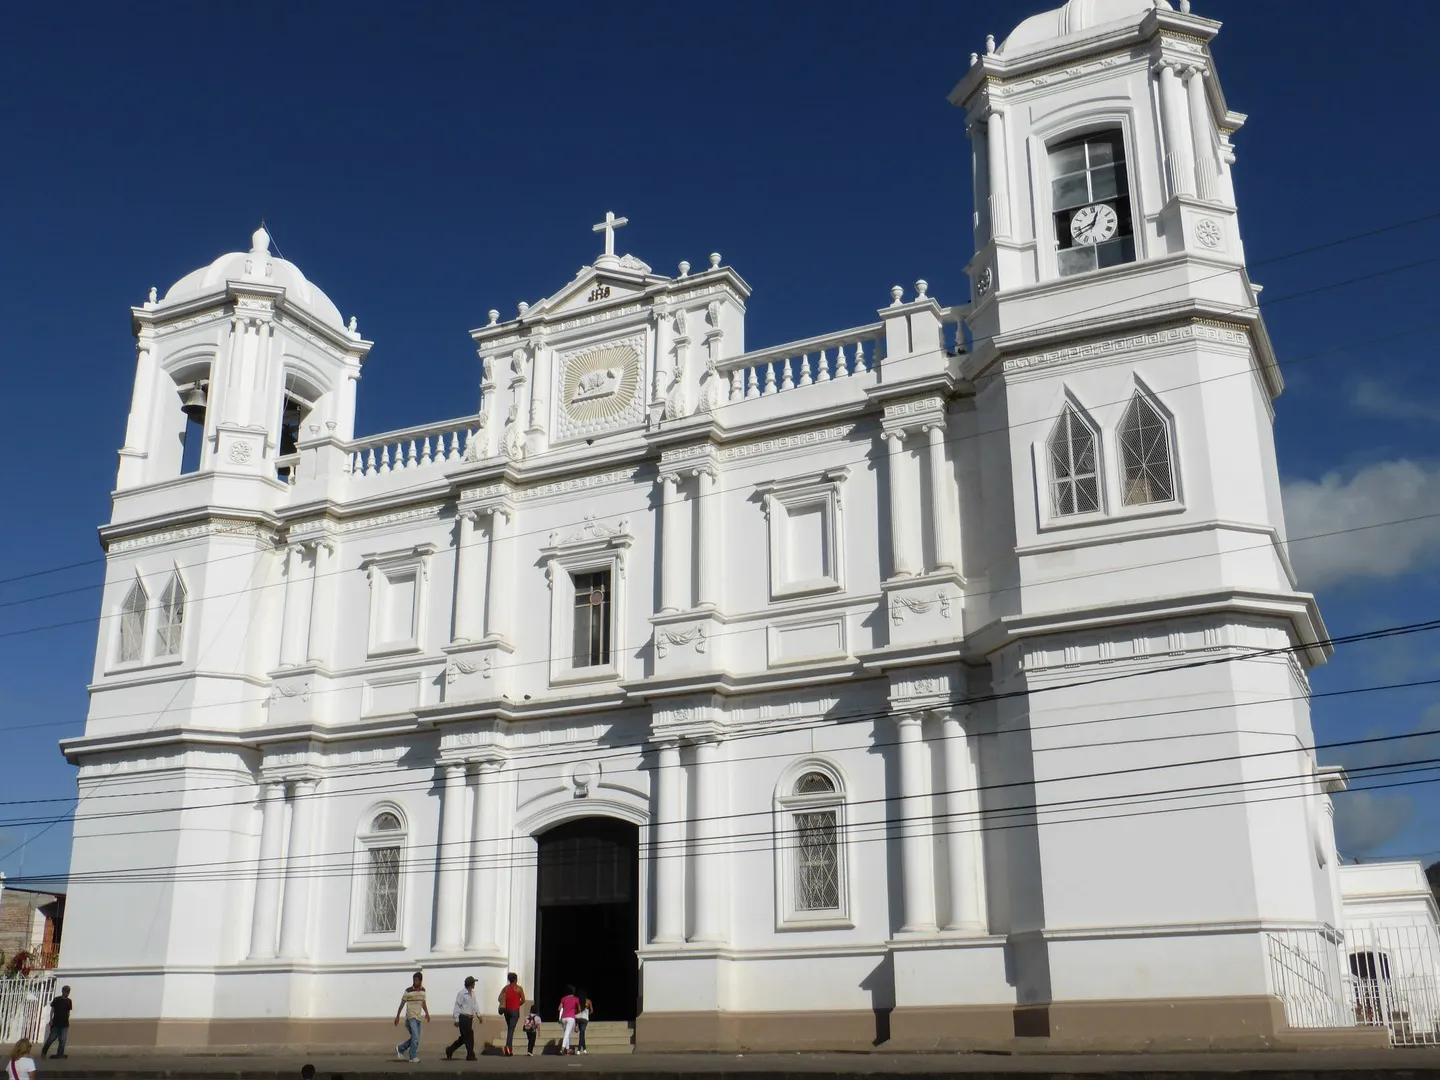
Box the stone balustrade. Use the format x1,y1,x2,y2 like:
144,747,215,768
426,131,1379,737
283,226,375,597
345,415,481,478
718,323,886,402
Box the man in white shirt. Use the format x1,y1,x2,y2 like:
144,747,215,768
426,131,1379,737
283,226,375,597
445,976,480,1061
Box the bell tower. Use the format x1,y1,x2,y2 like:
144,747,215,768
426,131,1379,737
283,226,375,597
118,226,369,500
953,0,1249,344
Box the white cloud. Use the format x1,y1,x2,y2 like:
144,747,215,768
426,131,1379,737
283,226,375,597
1281,460,1440,589
1355,380,1440,424
1325,708,1440,857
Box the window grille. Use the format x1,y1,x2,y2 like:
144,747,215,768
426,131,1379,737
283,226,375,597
1050,130,1136,277
365,845,401,934
119,579,148,664
154,574,185,657
1048,406,1100,516
794,810,840,911
1117,394,1175,505
572,570,611,667
796,771,836,795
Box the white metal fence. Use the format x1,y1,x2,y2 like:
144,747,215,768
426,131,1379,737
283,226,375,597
0,973,56,1045
1267,925,1440,1046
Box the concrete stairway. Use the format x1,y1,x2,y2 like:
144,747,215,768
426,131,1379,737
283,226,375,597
488,1020,634,1055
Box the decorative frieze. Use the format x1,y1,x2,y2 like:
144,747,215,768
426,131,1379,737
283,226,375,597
108,518,279,553
1002,322,1249,375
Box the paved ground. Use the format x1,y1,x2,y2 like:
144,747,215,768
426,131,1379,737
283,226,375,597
32,1049,1440,1080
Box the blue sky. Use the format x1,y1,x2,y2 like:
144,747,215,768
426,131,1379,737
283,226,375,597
1,1,1438,884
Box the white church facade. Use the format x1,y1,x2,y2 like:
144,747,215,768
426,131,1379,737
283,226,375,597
57,0,1426,1052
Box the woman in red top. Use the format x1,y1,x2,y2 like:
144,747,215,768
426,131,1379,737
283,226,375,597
497,972,526,1056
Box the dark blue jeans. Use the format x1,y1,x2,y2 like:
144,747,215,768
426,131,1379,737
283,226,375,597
503,1008,520,1049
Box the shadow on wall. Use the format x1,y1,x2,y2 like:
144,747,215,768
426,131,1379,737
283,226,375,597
860,951,895,1046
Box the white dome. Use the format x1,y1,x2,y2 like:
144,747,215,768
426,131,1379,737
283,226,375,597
163,226,345,331
1000,0,1171,54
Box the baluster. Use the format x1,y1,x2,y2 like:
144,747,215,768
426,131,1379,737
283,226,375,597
854,340,867,374
780,357,795,392
405,440,418,468
764,361,778,395
816,347,831,383
447,432,461,461
420,437,433,466
834,344,850,379
345,452,356,474
363,449,376,475
378,446,391,475
796,354,811,387
745,368,760,400
730,369,744,402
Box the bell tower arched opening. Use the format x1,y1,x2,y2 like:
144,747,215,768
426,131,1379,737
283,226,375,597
533,816,639,1023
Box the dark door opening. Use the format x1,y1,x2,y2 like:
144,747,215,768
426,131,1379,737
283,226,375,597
534,817,639,1023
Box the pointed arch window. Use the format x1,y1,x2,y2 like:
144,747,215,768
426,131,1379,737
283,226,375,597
154,572,186,658
118,577,148,664
1117,393,1176,506
352,807,406,945
775,765,852,929
1048,406,1100,517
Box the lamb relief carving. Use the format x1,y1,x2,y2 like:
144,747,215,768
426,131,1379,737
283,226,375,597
573,367,620,403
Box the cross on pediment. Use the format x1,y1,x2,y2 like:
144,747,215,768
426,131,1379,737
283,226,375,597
592,211,629,260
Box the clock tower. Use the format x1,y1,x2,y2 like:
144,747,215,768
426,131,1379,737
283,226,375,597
943,1,1344,1046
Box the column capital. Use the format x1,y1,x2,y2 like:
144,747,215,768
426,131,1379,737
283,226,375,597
658,469,684,487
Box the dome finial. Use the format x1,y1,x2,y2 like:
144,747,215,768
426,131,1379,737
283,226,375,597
251,224,272,255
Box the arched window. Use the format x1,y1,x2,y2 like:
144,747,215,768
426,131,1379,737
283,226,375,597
118,576,148,664
1350,950,1393,1026
353,807,406,944
154,572,186,658
1117,393,1175,506
775,765,851,929
1048,405,1100,517
1050,129,1135,277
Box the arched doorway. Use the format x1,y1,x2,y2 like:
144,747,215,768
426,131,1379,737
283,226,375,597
534,817,639,1021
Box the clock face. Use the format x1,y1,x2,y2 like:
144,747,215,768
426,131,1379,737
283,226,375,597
1070,203,1119,246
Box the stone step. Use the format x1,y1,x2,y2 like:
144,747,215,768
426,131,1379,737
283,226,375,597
486,1021,634,1055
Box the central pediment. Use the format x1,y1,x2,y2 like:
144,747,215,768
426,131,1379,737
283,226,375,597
541,260,662,319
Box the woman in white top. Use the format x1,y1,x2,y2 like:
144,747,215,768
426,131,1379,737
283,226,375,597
8,1039,38,1080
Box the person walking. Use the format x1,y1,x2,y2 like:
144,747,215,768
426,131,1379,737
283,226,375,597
522,1007,541,1056
41,985,73,1059
496,972,526,1057
445,976,480,1061
7,1040,37,1080
393,971,430,1062
575,990,592,1055
557,985,580,1055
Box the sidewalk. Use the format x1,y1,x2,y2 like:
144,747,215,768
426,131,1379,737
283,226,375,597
33,1048,1440,1080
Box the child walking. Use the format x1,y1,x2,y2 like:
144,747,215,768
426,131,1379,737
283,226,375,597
522,1007,542,1056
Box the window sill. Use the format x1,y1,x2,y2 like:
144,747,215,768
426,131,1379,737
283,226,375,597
551,665,621,688
105,654,185,677
771,578,843,602
347,938,408,952
1037,507,1108,533
367,642,422,661
777,914,855,932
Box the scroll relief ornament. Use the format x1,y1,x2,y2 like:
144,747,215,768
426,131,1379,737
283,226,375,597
557,337,644,441
889,592,953,625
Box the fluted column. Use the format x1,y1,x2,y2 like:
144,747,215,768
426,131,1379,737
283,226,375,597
985,108,1012,240
483,509,512,639
278,778,317,959
1184,66,1219,202
884,431,921,579
452,512,484,642
694,465,720,609
1158,62,1196,199
306,541,336,667
466,761,501,952
653,740,685,942
924,423,957,572
433,763,467,952
659,472,685,613
940,711,985,931
248,781,287,959
896,713,937,933
278,546,310,667
690,738,725,942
